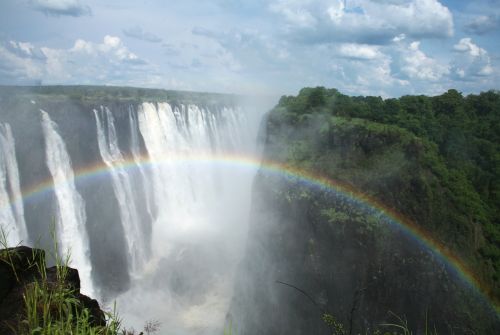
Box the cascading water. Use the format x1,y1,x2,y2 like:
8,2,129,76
0,89,264,333
0,123,27,247
114,102,261,332
129,108,156,225
40,110,95,297
94,106,148,275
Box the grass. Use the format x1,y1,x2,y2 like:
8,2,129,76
19,258,121,334
0,228,121,335
0,227,164,335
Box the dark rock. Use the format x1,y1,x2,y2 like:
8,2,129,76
77,294,106,327
0,247,45,301
0,246,106,334
45,266,81,291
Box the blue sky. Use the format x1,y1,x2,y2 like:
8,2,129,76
0,0,499,97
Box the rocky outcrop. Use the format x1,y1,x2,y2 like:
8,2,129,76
0,246,105,334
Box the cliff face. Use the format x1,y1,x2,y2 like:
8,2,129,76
0,246,105,334
230,89,500,334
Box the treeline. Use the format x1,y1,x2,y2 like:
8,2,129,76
275,87,500,298
0,85,240,106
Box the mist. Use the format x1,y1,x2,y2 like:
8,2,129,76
0,86,274,334
110,99,268,333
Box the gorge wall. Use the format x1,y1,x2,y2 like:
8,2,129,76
230,88,500,334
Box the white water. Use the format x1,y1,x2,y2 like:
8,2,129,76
0,93,267,335
0,123,27,247
112,102,262,333
0,99,263,333
94,106,147,274
129,108,156,227
40,110,95,297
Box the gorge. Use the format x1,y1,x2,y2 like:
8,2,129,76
0,86,499,334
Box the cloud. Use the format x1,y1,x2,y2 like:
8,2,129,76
328,50,409,97
123,26,162,43
0,36,148,85
0,44,43,83
453,37,485,56
464,15,500,35
6,41,46,60
337,43,383,60
31,0,91,17
268,1,317,28
395,41,449,81
452,38,493,79
71,35,145,64
192,27,287,71
268,0,454,45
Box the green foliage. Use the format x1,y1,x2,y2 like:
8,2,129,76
22,251,120,334
0,227,121,335
269,87,500,302
322,313,346,335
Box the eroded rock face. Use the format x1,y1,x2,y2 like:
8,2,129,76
0,246,105,334
230,175,500,335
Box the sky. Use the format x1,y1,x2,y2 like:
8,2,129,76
0,0,499,97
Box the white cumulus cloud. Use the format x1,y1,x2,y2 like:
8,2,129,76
397,41,449,81
337,43,383,60
452,38,493,79
0,36,148,85
268,0,454,45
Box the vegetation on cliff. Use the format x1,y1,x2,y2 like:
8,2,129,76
226,87,500,333
269,87,500,302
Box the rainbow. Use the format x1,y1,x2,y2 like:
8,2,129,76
9,152,500,313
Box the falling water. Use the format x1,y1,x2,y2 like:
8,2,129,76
94,106,148,274
129,108,156,226
0,123,27,247
0,95,263,333
40,110,95,297
110,102,261,331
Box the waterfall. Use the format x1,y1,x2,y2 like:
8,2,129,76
0,123,27,247
137,102,221,256
94,106,147,274
40,110,95,297
0,91,264,333
104,101,262,331
129,108,156,226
